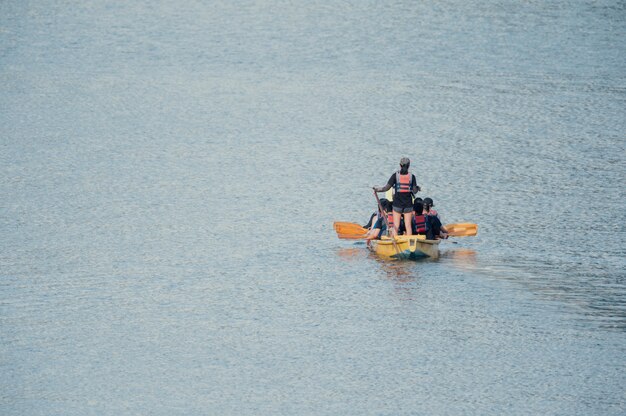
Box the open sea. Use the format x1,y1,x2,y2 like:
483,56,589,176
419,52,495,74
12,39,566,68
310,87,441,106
1,1,625,415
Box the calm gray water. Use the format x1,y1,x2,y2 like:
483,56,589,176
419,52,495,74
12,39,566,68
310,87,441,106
1,1,625,415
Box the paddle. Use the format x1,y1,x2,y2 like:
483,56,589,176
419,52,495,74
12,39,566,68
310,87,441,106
335,222,478,239
444,223,478,237
337,233,369,240
333,222,368,235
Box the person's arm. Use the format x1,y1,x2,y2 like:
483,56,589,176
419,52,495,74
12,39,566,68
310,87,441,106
366,227,381,240
439,218,448,238
411,174,421,193
373,174,395,192
373,184,391,192
438,213,447,233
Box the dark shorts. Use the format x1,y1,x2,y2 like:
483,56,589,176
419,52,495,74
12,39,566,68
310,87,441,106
393,205,413,214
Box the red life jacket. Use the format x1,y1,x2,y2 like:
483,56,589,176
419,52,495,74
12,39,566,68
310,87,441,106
395,171,413,193
413,214,426,234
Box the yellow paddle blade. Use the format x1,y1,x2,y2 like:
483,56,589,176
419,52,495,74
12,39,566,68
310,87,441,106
336,226,368,235
333,222,368,235
334,221,363,229
444,223,478,237
337,233,368,240
334,222,369,240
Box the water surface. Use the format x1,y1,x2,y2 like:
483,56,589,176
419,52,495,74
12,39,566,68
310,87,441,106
1,1,625,415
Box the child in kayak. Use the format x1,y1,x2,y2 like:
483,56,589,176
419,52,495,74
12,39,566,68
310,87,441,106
365,200,394,244
412,199,427,236
423,197,448,240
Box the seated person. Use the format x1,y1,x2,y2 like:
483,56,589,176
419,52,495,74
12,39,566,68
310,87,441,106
365,200,394,243
423,197,448,239
412,200,427,235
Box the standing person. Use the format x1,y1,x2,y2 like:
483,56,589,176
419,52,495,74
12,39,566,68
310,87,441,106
373,157,421,236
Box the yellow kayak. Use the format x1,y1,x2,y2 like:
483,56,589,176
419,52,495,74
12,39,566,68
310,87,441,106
369,235,440,259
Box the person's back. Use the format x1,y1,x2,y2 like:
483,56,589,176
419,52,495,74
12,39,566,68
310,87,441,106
412,201,427,235
423,197,447,239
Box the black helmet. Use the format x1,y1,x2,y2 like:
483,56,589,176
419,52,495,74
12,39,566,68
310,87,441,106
423,197,434,207
413,200,424,215
399,157,410,174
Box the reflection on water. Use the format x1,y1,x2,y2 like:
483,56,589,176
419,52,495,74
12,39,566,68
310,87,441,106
335,246,367,262
441,248,478,269
336,245,423,300
369,253,419,283
337,245,426,283
370,254,422,302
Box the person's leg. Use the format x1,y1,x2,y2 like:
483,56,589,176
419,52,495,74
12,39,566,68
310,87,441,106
366,228,380,247
397,218,406,235
439,224,449,239
403,210,413,236
392,209,401,235
366,227,380,240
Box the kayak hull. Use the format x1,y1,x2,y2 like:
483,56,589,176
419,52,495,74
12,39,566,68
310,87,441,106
369,235,440,259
